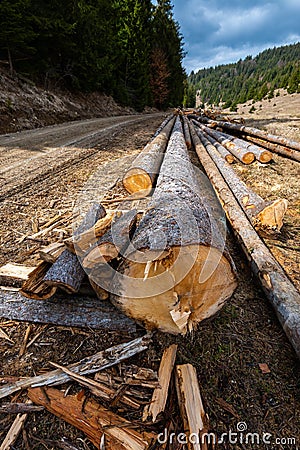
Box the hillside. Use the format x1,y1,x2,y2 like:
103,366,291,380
188,42,300,109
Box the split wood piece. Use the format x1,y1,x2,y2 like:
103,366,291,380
151,113,174,140
20,262,57,300
39,242,66,263
200,129,235,164
241,134,300,163
205,118,300,152
112,116,237,334
83,210,138,270
123,116,176,195
175,364,209,450
0,290,136,332
0,263,36,288
28,387,155,450
0,334,150,399
183,115,192,149
49,362,140,409
193,121,255,164
0,411,28,450
43,249,85,294
143,344,177,422
190,126,300,359
195,127,288,231
66,212,115,256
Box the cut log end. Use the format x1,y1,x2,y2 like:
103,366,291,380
258,150,273,163
225,154,235,164
123,168,152,196
241,151,255,164
255,198,288,231
114,244,237,335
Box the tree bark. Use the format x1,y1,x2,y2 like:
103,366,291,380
190,125,300,359
112,116,237,334
182,115,192,149
195,127,288,231
123,116,176,195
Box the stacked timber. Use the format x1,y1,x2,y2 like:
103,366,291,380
110,116,237,334
194,127,288,231
197,117,300,162
190,123,300,360
123,115,176,195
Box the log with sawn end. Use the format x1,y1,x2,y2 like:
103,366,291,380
28,387,156,450
241,134,300,162
193,121,255,164
190,125,300,360
111,116,237,334
199,128,235,163
194,126,288,231
123,116,176,195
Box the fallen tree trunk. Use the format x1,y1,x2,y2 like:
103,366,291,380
195,127,288,231
190,125,300,359
193,121,255,164
28,387,155,450
241,134,300,162
111,116,237,334
122,116,176,195
205,118,300,152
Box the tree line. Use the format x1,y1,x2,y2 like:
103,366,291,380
0,0,186,110
187,43,300,109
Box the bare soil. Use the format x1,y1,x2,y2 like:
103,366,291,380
0,101,300,449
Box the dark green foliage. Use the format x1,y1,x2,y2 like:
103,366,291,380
0,0,186,110
188,43,300,106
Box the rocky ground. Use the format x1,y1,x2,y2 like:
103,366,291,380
0,77,299,449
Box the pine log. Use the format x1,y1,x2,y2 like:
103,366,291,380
0,334,150,399
123,116,176,195
0,289,135,331
28,387,155,450
175,364,209,450
195,127,288,231
143,344,177,422
43,249,85,294
190,125,300,359
0,263,36,288
241,134,300,162
39,242,65,263
20,262,57,300
111,116,237,334
201,130,235,163
183,115,192,149
151,113,174,140
205,119,300,152
193,121,255,164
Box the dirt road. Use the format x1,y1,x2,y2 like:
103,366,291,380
0,113,162,201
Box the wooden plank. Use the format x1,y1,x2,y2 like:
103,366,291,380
0,289,137,331
175,364,209,450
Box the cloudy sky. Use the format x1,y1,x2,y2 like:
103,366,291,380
171,0,300,74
